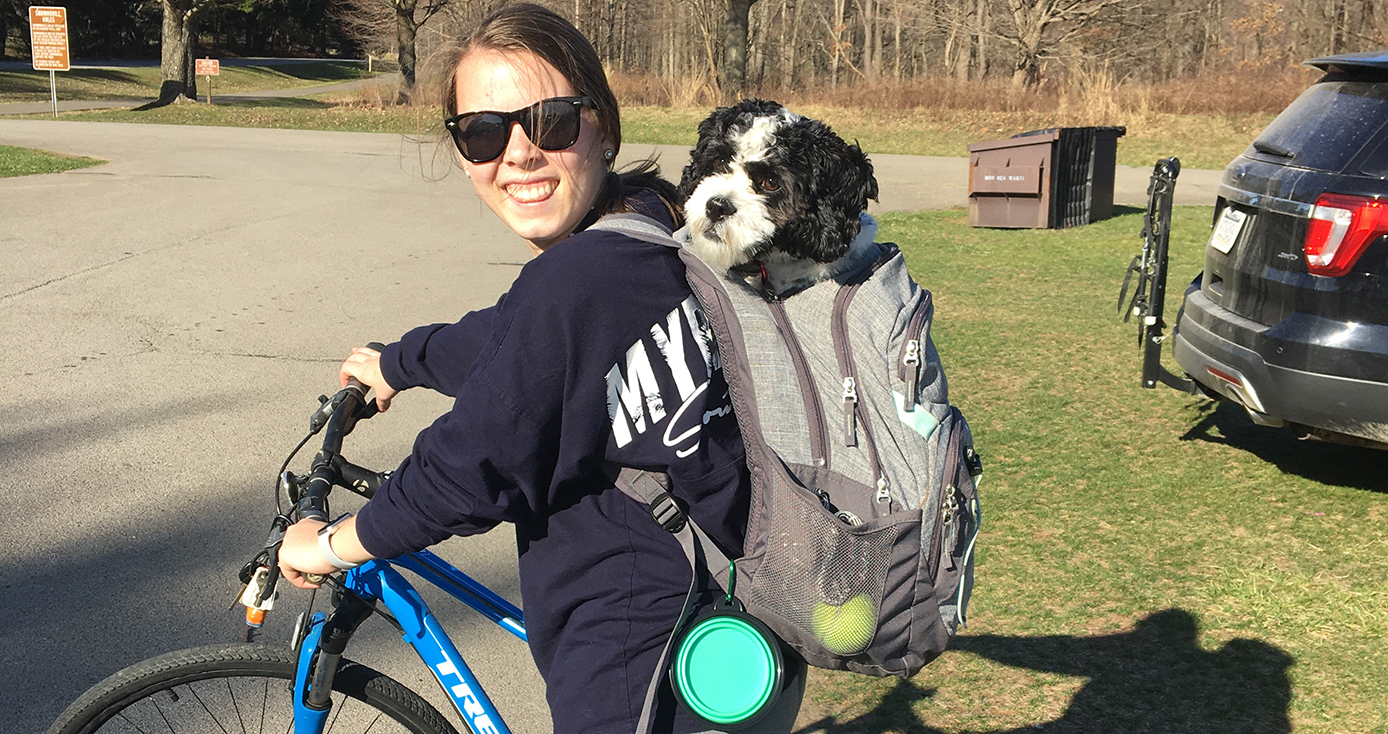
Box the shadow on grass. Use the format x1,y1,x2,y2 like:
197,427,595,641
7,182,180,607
1180,400,1387,493
208,97,337,109
263,61,368,82
795,609,1292,734
795,680,942,734
0,68,150,98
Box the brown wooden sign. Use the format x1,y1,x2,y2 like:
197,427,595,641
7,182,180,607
196,58,220,76
28,6,70,72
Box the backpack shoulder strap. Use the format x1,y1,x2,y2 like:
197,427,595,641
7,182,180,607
586,212,681,248
609,468,734,734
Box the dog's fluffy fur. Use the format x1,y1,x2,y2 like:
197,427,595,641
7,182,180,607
678,99,879,295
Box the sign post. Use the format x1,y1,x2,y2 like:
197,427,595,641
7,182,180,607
28,6,70,118
196,58,220,104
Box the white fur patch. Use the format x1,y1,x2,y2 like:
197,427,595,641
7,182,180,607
684,108,794,271
684,170,776,270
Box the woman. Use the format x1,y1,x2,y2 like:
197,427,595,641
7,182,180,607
276,5,802,733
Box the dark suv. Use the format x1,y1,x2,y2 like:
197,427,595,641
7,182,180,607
1172,51,1388,448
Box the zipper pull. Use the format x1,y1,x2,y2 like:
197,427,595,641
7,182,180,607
902,339,921,412
941,484,960,556
875,476,891,507
842,376,858,447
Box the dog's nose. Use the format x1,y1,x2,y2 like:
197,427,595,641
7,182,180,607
706,196,736,222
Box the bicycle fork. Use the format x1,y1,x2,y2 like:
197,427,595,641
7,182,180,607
289,560,515,734
293,591,374,731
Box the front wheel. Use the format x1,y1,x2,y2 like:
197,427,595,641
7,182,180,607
48,643,459,734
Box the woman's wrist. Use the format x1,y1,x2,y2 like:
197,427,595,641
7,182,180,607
318,514,361,569
318,514,373,567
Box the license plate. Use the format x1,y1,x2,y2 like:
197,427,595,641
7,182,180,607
1209,207,1247,254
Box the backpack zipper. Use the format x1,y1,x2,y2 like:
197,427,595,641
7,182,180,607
831,274,890,510
928,411,965,580
897,293,933,413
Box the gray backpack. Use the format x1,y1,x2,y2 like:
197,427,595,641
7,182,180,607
593,213,981,719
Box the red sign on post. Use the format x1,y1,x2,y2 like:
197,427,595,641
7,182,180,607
29,6,70,72
196,58,220,76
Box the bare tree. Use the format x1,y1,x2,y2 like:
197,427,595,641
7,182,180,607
1001,0,1132,87
336,0,454,103
150,0,216,105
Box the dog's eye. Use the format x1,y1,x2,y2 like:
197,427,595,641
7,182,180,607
758,177,780,192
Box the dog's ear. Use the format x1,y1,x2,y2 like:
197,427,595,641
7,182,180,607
791,121,879,262
831,137,878,213
678,105,739,198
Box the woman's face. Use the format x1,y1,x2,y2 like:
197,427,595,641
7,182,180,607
455,49,612,255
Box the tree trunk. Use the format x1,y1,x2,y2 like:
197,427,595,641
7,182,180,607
872,0,883,81
395,0,418,104
975,0,987,79
785,0,802,88
830,0,846,87
861,0,875,82
1012,47,1039,87
722,0,753,97
157,0,198,104
952,18,970,81
893,0,902,81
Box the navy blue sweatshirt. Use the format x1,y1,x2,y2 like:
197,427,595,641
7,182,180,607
356,199,748,734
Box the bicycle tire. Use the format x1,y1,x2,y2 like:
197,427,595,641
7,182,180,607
47,643,462,734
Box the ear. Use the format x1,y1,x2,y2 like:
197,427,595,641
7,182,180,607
678,105,739,198
836,138,878,210
798,123,879,262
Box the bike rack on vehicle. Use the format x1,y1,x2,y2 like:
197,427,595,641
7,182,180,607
1118,157,1200,394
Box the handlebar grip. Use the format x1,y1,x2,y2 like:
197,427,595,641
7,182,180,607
297,473,332,522
366,341,387,352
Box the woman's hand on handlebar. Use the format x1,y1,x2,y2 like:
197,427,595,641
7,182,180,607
277,516,375,589
340,346,398,412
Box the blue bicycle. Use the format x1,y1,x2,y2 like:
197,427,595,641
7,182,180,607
49,379,521,734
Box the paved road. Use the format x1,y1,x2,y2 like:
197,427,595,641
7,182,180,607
0,120,548,734
0,119,1224,734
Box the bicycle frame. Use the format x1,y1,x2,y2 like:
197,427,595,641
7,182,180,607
292,549,527,734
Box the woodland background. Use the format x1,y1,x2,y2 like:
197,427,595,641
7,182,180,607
1,0,1384,109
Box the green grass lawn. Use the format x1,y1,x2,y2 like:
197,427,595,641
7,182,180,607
793,207,1387,733
0,61,377,104
0,144,102,177
4,95,1258,170
620,106,1266,170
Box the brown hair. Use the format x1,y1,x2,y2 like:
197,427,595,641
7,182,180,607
439,3,682,225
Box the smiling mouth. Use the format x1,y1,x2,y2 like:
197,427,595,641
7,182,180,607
505,180,558,203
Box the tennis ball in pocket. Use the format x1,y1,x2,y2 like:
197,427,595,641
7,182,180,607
811,594,877,655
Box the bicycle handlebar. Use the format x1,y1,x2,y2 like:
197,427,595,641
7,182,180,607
294,342,390,523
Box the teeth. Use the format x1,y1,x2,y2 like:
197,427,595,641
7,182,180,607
505,180,557,203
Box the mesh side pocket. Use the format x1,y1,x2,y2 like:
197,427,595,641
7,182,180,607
744,476,896,656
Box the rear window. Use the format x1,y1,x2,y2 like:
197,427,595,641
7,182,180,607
1250,79,1388,173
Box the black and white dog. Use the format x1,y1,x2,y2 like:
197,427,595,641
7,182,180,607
677,99,879,296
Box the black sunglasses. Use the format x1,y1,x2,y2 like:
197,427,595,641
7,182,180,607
444,96,594,163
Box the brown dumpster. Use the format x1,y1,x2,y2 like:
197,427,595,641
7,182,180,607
967,126,1126,229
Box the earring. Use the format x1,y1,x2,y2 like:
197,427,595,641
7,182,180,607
465,169,472,178
603,149,615,162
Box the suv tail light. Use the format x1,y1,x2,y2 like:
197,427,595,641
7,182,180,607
1304,193,1388,276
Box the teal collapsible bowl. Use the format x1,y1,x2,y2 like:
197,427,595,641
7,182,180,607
670,608,784,729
